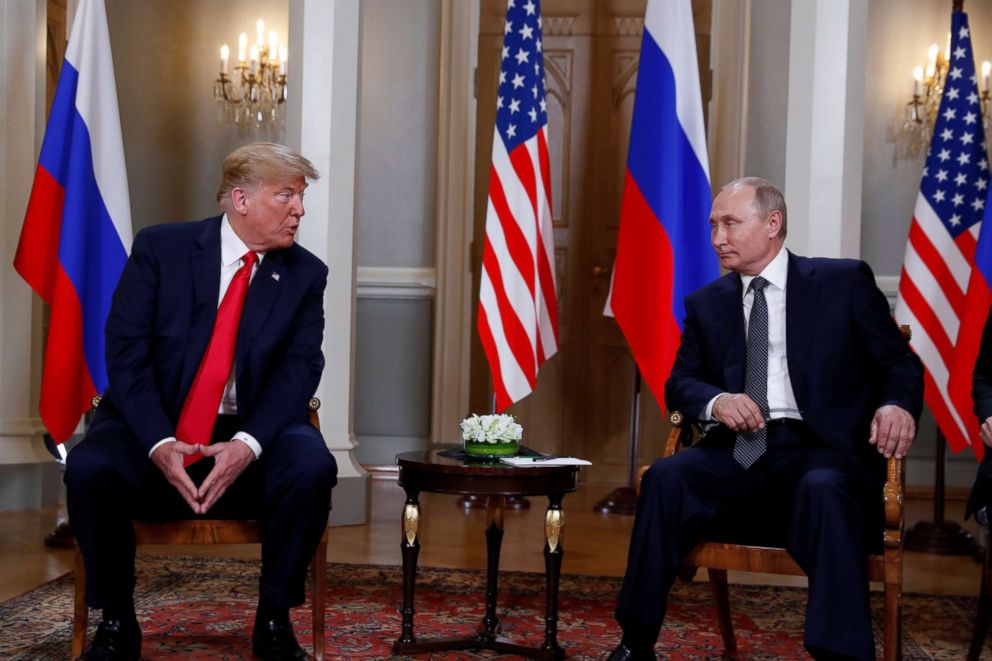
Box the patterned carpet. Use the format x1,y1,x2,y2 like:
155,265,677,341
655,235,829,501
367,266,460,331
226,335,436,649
0,555,984,660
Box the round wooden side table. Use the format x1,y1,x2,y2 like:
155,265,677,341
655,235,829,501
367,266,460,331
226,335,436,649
393,449,580,660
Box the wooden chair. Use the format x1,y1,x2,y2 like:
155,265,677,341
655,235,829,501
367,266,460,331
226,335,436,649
71,398,329,661
638,325,912,661
638,414,904,660
968,507,991,660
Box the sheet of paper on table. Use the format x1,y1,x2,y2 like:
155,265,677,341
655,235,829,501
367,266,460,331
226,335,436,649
500,456,592,467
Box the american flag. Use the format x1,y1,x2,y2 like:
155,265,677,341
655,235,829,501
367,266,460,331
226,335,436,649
478,0,558,412
894,9,991,453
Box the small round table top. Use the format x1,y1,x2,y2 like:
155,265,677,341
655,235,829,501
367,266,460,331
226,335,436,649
395,448,579,497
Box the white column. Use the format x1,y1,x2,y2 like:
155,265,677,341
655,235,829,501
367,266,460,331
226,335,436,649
708,0,751,190
784,0,867,259
287,0,368,525
0,0,58,510
431,0,479,446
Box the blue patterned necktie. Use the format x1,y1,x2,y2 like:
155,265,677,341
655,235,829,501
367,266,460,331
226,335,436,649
733,276,769,468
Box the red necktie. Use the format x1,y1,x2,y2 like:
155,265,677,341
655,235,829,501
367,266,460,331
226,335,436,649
176,251,257,466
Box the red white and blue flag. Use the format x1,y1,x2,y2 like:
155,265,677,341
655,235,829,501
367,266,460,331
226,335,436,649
478,0,558,412
14,0,132,443
606,0,717,403
895,9,990,457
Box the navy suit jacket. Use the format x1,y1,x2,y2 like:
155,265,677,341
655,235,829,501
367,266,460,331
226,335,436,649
665,252,923,481
91,216,328,454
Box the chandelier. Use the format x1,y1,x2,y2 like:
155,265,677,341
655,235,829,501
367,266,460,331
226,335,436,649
214,19,287,127
903,39,992,156
903,43,950,153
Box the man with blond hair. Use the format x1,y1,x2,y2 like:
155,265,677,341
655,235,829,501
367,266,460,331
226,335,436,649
607,177,923,661
67,142,336,661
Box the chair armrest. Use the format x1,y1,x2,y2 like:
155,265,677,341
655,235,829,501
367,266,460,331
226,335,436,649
882,456,905,549
637,412,693,495
308,397,321,431
664,411,692,458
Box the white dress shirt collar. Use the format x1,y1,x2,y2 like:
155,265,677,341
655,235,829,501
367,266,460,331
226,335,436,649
220,213,265,267
741,246,788,296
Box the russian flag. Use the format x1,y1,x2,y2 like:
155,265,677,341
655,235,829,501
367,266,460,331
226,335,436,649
607,0,717,404
14,0,131,443
947,187,992,460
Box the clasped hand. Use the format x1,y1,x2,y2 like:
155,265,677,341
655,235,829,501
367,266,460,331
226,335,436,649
150,440,255,514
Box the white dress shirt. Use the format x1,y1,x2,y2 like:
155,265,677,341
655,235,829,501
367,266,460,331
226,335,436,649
148,214,264,459
704,247,802,422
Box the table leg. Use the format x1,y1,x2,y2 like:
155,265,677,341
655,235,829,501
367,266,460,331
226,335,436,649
543,493,566,656
394,490,421,650
482,495,506,636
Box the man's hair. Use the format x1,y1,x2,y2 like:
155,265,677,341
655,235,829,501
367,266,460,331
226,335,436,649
217,142,319,211
722,176,788,238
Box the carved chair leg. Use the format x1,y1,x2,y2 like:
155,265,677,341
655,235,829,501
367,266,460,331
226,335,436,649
969,540,992,661
72,545,88,659
706,568,736,655
882,578,901,661
311,528,328,661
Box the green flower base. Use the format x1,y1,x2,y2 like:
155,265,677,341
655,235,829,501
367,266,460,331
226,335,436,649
464,440,520,458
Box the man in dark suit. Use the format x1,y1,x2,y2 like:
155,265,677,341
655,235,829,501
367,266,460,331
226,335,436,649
607,177,923,661
66,142,337,661
967,309,992,522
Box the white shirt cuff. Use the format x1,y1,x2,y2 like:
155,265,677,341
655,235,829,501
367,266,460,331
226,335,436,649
232,431,262,459
148,436,177,457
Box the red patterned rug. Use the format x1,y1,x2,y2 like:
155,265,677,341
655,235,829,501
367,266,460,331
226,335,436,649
0,556,982,659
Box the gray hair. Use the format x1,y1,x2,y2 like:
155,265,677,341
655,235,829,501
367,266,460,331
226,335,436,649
722,176,788,238
217,142,319,211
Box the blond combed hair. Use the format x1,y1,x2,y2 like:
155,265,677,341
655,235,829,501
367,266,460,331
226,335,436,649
217,142,319,211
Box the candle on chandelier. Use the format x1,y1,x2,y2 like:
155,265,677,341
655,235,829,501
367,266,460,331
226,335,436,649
220,44,229,75
925,43,938,81
256,19,265,47
269,30,278,58
983,61,991,94
238,32,248,62
249,44,259,74
279,47,287,76
913,65,923,97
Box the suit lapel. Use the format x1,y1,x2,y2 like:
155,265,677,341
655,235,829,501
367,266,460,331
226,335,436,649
785,252,818,401
711,275,746,392
235,250,284,377
180,219,223,396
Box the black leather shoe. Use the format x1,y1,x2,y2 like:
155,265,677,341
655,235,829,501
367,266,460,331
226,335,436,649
604,642,657,661
78,618,141,661
252,617,309,661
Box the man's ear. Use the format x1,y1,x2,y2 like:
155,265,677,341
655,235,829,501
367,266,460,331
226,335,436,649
230,187,250,216
767,209,783,239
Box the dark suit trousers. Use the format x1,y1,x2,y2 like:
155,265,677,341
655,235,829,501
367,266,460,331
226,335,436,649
615,421,876,661
65,416,337,612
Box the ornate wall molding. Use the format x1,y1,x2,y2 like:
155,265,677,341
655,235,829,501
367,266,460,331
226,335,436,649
544,15,576,37
613,16,643,37
357,266,437,299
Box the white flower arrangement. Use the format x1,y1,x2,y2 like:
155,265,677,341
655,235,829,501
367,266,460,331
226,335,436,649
460,413,523,445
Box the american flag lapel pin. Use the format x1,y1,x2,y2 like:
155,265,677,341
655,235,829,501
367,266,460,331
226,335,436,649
271,272,280,282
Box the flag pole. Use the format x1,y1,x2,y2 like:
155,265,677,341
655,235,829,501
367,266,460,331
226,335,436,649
905,430,979,555
593,367,641,515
